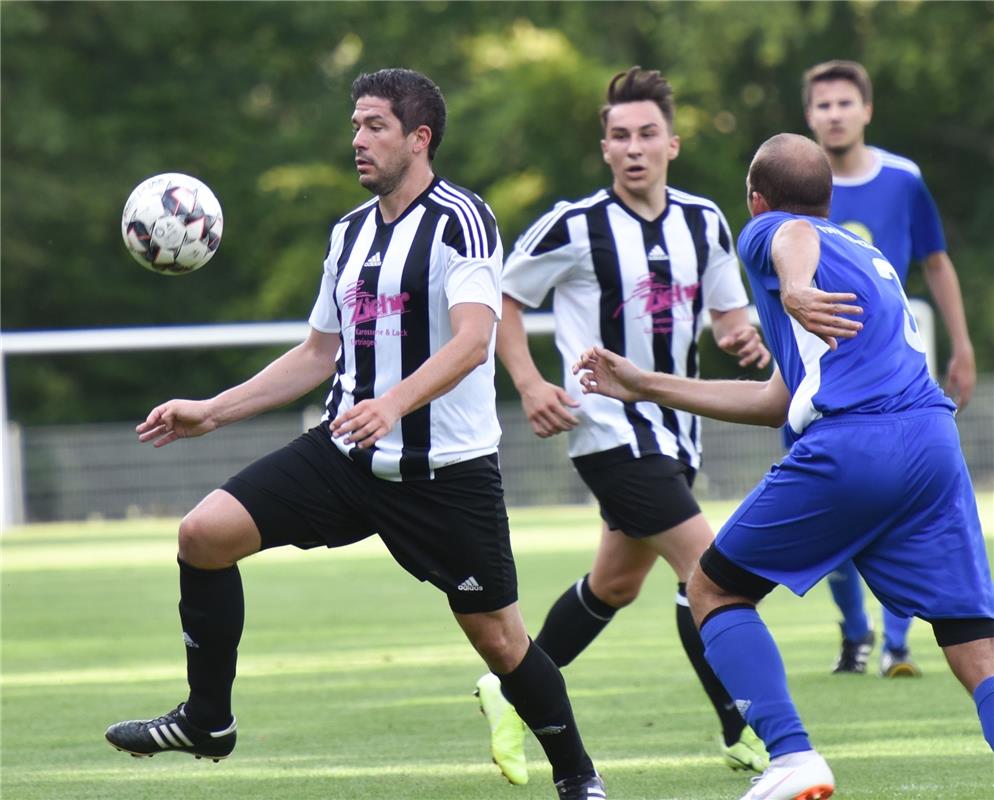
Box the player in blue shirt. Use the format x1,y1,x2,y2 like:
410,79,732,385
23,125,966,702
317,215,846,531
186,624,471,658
572,133,994,800
803,60,978,677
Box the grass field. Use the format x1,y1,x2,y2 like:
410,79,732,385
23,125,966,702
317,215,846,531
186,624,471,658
3,497,993,799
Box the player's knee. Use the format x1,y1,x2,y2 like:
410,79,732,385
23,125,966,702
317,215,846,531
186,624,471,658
177,510,235,568
472,630,522,673
591,575,641,608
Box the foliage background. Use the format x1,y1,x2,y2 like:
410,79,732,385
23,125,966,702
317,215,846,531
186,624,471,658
3,1,993,424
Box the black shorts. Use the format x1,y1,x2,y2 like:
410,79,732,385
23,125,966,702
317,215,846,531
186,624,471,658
572,446,700,538
222,426,517,614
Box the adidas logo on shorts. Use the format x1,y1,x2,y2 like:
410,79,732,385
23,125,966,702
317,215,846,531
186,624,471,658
457,576,484,592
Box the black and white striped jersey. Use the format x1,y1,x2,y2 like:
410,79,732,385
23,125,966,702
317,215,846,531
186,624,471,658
502,187,748,469
308,178,503,480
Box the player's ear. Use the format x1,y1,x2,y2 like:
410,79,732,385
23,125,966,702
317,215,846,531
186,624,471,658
668,134,680,160
411,124,432,156
863,102,873,126
600,138,610,163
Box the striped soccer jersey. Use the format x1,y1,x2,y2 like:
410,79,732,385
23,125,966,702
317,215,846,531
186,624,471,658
829,147,946,283
502,187,749,469
308,177,503,480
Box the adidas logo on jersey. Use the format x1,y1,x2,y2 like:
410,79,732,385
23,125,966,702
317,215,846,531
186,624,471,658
363,251,383,268
457,576,484,592
734,699,752,716
647,244,668,262
182,632,200,649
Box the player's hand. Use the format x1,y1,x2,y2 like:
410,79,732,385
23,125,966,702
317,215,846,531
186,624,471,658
717,325,771,369
520,380,580,438
572,347,645,403
945,347,976,409
781,286,863,351
136,399,215,448
330,396,401,449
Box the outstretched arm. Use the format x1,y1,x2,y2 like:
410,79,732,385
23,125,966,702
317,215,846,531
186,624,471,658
572,346,790,428
496,294,580,438
772,220,863,350
137,327,341,447
922,250,975,408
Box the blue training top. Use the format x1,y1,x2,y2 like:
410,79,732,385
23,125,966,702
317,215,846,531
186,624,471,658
829,147,945,283
737,211,953,438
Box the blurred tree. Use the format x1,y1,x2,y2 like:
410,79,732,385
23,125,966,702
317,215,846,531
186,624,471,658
2,1,991,423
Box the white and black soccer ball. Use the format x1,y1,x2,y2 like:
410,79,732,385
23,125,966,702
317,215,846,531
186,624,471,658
121,173,223,275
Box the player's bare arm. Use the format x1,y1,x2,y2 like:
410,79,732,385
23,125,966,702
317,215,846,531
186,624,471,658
922,250,976,408
331,302,495,448
710,306,771,369
496,294,580,438
137,328,340,448
573,345,789,427
772,219,864,350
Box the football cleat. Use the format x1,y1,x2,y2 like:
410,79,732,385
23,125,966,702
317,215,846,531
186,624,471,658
722,724,770,773
105,703,236,762
880,647,922,678
739,750,834,800
831,624,874,674
555,771,606,799
475,672,528,785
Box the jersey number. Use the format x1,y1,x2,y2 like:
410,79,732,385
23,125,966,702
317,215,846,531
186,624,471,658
872,258,926,353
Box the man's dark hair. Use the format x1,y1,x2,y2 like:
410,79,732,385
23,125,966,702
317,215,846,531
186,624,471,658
600,66,675,132
802,60,873,108
748,133,833,217
351,68,446,160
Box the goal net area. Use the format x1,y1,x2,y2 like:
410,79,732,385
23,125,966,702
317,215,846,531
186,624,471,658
3,304,990,527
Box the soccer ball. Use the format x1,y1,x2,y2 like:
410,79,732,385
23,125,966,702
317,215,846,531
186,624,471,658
121,173,223,275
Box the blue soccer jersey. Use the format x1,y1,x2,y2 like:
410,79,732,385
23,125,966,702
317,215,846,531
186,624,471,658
737,211,953,437
829,147,945,282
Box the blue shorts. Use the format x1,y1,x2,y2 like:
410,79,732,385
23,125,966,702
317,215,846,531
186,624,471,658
715,408,994,621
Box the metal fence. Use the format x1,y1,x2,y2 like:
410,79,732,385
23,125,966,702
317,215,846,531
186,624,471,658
10,380,992,524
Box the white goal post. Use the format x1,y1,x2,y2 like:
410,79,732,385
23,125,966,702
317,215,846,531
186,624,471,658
0,302,935,528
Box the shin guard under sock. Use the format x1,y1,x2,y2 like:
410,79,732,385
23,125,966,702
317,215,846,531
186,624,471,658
535,574,617,667
496,641,594,782
178,558,244,730
700,606,810,758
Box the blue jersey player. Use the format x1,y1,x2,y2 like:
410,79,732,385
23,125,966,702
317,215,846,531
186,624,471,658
573,134,994,800
803,59,978,677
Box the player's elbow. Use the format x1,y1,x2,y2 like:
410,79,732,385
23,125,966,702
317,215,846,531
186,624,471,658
763,407,788,428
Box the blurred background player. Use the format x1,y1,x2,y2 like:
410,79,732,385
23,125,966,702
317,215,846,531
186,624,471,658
574,132,994,800
803,59,978,678
104,68,605,800
474,66,771,786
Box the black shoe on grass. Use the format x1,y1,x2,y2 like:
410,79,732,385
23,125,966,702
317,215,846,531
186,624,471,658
555,772,606,799
105,703,236,762
831,624,875,674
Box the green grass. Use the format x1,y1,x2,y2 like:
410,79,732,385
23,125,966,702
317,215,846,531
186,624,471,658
3,497,993,799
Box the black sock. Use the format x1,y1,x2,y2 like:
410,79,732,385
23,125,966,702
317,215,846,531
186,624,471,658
496,641,594,782
178,558,244,730
675,583,745,746
535,574,618,667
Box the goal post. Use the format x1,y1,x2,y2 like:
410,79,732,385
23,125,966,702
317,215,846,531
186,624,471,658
0,302,936,528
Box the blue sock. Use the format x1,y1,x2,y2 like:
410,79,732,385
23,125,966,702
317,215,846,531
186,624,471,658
882,608,913,653
973,675,994,750
700,606,811,758
827,560,870,641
